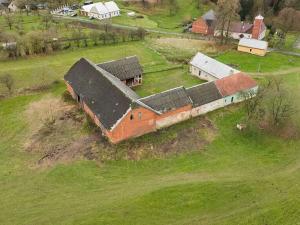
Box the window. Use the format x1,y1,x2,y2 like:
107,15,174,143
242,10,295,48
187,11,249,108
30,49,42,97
250,49,252,52
130,114,134,120
138,112,142,120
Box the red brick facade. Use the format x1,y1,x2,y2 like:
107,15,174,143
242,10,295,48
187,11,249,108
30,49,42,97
192,18,212,35
252,18,263,39
66,80,194,143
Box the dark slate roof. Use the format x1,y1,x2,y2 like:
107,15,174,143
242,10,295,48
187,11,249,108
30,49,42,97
138,87,192,113
202,9,216,21
64,58,139,130
186,82,222,108
97,56,143,81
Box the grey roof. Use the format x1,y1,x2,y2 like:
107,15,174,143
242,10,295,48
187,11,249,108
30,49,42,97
186,82,222,107
202,9,216,21
97,56,143,81
64,58,139,130
138,87,192,113
190,52,240,79
239,38,268,50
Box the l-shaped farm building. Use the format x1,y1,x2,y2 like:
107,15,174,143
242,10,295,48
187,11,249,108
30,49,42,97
64,54,258,143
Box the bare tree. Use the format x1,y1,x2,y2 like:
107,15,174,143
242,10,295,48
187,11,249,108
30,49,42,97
274,7,300,45
216,0,241,44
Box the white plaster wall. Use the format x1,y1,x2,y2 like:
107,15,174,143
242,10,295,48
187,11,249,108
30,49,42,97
190,65,216,82
156,111,191,129
191,99,224,117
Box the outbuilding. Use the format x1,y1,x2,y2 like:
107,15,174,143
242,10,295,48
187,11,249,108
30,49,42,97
238,38,268,56
215,72,259,105
190,52,240,82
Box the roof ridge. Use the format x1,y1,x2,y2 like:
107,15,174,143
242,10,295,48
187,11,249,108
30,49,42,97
82,58,140,101
137,86,185,101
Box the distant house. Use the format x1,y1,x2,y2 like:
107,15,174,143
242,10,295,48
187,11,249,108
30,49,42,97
214,15,266,40
189,52,240,81
192,9,216,35
8,1,18,11
192,10,266,40
65,52,258,143
80,1,120,19
97,56,143,87
238,38,268,56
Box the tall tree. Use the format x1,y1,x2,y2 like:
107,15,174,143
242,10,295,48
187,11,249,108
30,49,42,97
216,0,241,44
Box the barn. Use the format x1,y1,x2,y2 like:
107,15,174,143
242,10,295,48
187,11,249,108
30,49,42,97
238,38,268,56
189,52,240,82
97,56,143,87
191,10,216,35
65,56,258,143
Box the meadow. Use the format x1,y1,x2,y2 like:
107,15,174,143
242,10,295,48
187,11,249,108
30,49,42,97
0,37,300,225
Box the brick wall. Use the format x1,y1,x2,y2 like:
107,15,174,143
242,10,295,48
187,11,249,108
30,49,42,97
107,107,157,143
192,18,209,34
252,19,263,40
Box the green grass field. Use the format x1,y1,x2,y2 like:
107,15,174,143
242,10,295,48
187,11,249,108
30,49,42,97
116,0,212,31
1,36,300,224
1,75,300,224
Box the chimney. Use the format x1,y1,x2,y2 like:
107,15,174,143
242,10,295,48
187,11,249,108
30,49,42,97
252,14,264,40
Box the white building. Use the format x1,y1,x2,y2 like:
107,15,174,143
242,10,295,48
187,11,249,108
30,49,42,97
189,52,240,82
81,1,120,20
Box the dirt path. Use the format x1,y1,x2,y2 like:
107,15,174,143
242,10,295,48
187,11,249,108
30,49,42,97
249,67,300,76
294,36,300,49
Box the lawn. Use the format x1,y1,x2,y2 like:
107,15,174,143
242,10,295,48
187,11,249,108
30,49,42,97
1,36,300,225
216,51,300,73
135,66,203,97
112,9,158,29
0,41,169,93
116,0,212,31
0,72,300,224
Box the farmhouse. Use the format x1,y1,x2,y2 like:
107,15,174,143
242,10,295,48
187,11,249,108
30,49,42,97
189,52,240,81
192,10,266,40
191,9,216,35
97,56,143,87
214,15,266,40
80,1,120,19
65,53,258,143
238,38,268,56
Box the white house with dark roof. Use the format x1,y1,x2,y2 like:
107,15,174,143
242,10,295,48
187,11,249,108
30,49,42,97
190,52,240,81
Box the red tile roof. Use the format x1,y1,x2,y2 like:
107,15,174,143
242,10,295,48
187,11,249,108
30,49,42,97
215,73,257,97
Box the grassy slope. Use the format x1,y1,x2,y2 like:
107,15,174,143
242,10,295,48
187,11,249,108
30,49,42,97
216,51,300,73
0,77,300,224
1,39,300,224
116,0,212,31
0,42,174,93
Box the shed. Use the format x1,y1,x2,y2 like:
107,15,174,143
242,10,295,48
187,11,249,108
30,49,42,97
238,38,268,56
97,56,143,87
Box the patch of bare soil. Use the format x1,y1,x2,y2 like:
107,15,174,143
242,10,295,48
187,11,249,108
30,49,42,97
25,96,218,166
24,96,102,167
